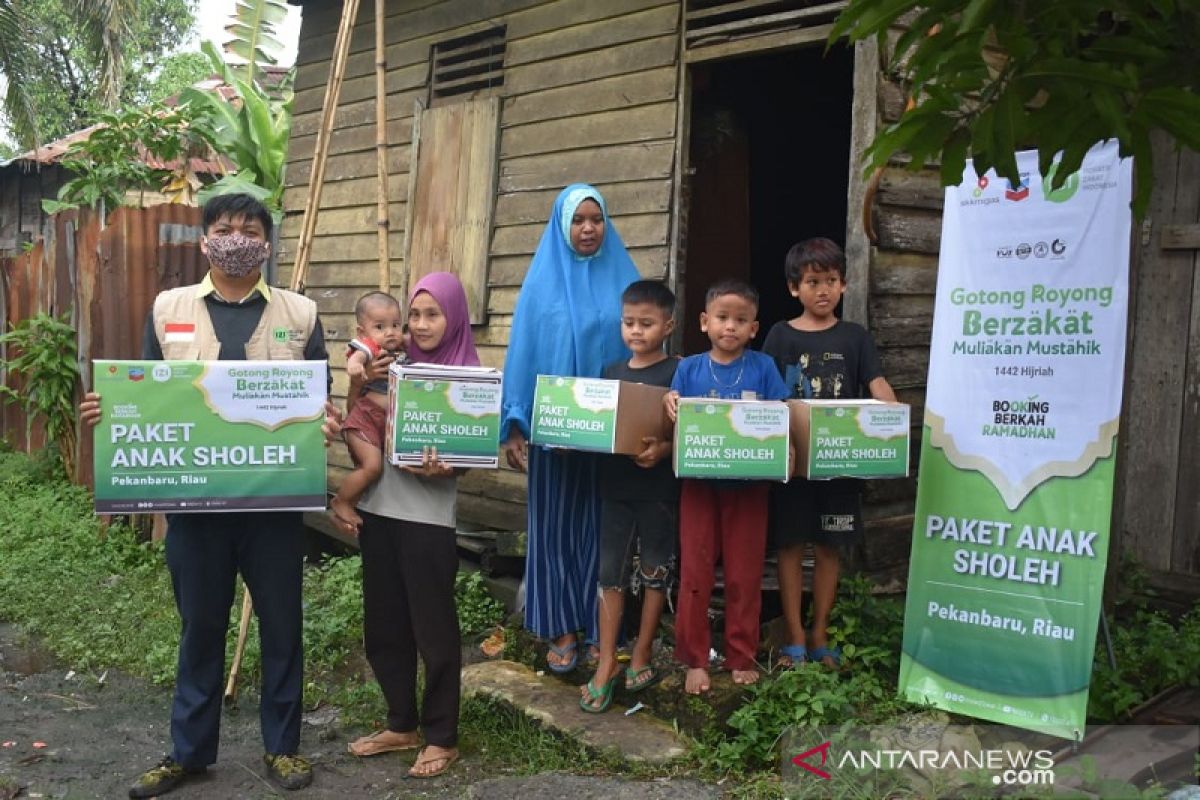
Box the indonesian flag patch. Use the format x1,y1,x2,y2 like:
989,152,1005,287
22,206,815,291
164,322,196,343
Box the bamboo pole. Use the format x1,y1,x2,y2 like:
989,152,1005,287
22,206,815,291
223,589,254,705
374,0,390,293
290,0,363,294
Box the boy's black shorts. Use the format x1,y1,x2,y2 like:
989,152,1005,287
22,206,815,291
770,478,864,548
597,498,677,590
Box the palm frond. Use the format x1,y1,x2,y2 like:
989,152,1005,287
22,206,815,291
0,0,39,148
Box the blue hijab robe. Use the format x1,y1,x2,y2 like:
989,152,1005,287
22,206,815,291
501,184,640,438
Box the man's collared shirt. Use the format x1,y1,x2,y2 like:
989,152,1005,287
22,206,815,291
198,271,273,304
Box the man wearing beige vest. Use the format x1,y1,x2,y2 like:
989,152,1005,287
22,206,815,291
81,194,328,796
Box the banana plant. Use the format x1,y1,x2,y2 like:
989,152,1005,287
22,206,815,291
223,0,289,87
180,39,293,219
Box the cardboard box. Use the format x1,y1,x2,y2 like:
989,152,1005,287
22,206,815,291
529,375,668,455
387,363,502,468
673,399,790,481
789,399,910,479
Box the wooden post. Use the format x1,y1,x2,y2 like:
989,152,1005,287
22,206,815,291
224,589,254,705
289,0,363,294
374,0,390,293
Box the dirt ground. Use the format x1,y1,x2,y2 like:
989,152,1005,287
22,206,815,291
0,624,719,800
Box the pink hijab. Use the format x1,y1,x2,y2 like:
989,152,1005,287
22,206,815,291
406,272,481,367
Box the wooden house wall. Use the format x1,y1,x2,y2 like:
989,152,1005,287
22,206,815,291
282,0,683,529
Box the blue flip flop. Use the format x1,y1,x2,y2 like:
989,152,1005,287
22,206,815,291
809,646,842,668
777,644,808,668
546,640,578,674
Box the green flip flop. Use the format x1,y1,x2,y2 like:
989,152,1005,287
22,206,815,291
579,673,620,714
624,664,662,693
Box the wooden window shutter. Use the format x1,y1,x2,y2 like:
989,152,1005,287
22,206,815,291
402,96,500,325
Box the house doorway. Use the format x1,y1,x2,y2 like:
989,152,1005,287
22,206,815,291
680,44,855,355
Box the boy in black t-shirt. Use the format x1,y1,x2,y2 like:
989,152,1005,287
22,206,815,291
580,281,679,713
762,238,897,669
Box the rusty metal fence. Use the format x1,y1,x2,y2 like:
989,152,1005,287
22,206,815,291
0,205,208,486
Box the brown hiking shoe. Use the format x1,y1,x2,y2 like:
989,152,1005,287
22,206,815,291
128,756,203,798
263,753,313,790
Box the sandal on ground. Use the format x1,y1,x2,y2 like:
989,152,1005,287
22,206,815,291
348,729,421,757
407,746,458,779
579,673,620,713
776,644,808,668
809,646,842,667
624,664,662,693
546,639,578,674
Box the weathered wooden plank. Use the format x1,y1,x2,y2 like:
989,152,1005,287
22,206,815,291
687,2,844,40
457,492,526,532
488,245,670,286
405,98,500,323
1161,223,1200,251
459,468,528,504
318,312,357,345
289,118,412,164
494,180,673,226
303,261,407,288
879,346,928,389
686,22,834,63
874,207,942,254
491,213,669,256
504,35,677,96
1170,145,1200,576
502,67,676,127
278,231,407,264
870,294,934,348
471,317,512,346
506,4,678,68
843,36,880,328
879,78,907,124
289,202,407,237
287,147,410,188
291,88,423,137
293,62,429,116
498,141,675,193
487,287,520,315
476,344,506,369
500,102,676,159
870,251,939,295
1122,133,1188,571
298,0,544,68
308,286,383,316
283,176,409,213
876,168,945,211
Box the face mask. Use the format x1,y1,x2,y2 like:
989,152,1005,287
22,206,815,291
205,232,270,277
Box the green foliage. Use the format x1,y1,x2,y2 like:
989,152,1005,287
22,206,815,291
182,40,293,218
0,0,39,147
831,0,1200,216
41,104,215,215
139,51,216,105
0,0,196,148
461,695,624,774
0,313,80,478
0,455,180,684
1088,605,1200,720
456,571,506,635
696,576,921,776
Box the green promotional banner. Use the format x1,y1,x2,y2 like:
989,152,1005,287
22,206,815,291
93,360,327,513
899,142,1131,739
674,399,789,480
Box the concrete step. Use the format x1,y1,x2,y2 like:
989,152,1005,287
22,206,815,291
461,660,689,764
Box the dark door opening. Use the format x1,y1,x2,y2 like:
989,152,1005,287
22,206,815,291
681,44,855,355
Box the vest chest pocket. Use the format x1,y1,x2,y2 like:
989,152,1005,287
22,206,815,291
160,342,203,361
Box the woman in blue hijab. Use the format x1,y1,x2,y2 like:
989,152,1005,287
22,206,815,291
501,184,639,672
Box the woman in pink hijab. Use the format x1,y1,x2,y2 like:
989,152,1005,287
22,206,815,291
343,272,477,778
